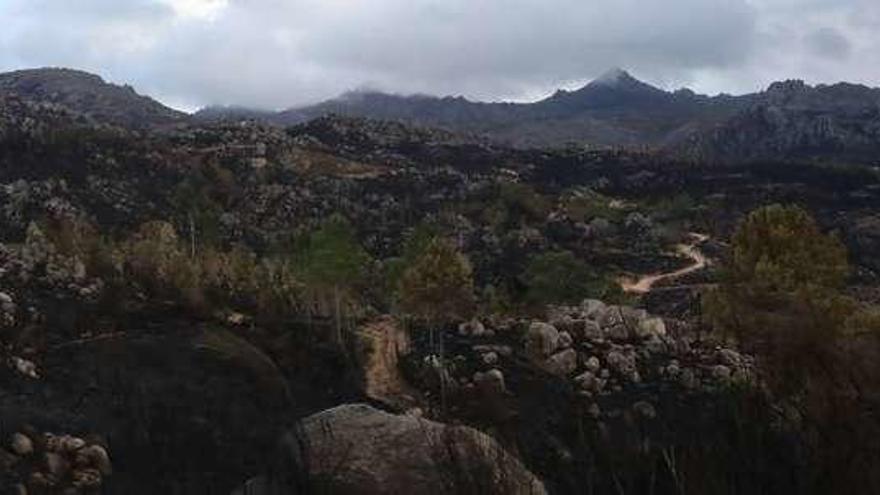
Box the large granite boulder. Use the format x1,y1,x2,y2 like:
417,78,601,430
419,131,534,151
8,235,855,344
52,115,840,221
274,404,547,495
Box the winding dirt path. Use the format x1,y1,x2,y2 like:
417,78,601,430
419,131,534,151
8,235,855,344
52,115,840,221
619,233,710,294
359,316,421,410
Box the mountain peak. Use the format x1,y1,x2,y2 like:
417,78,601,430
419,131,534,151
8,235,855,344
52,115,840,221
591,67,637,87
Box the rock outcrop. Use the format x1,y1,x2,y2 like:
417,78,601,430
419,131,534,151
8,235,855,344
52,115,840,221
459,299,753,427
275,404,547,495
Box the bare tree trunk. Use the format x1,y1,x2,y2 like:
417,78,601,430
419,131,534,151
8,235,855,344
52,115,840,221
306,293,313,332
334,284,342,346
439,324,447,414
188,211,196,259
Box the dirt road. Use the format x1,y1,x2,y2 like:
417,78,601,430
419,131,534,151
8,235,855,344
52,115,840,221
619,233,709,294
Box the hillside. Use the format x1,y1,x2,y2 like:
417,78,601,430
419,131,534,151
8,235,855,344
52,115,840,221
672,80,880,163
0,68,187,129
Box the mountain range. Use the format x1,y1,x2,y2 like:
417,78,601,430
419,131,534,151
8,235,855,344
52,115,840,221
2,67,879,163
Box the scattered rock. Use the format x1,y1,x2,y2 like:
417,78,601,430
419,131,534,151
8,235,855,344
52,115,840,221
712,365,732,383
574,371,605,393
605,350,639,382
8,356,39,379
665,360,681,379
10,433,34,456
632,401,657,420
482,351,499,366
473,368,506,396
580,299,606,320
44,452,70,481
582,319,603,341
71,468,102,488
544,349,577,376
525,322,560,362
679,369,699,390
59,435,86,453
76,445,112,476
558,331,573,349
718,348,742,367
458,319,487,337
472,344,514,357
636,317,666,339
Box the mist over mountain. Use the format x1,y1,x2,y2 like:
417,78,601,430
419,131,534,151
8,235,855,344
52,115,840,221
1,65,878,163
196,68,880,163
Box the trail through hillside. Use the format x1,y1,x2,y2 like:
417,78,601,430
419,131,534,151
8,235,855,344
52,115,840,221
619,233,710,294
359,316,421,410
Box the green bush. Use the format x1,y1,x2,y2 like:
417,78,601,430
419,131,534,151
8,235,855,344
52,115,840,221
522,250,605,306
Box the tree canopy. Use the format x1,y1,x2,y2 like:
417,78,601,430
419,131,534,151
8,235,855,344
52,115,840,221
522,250,603,305
397,237,475,324
300,214,370,289
728,204,848,295
703,204,854,392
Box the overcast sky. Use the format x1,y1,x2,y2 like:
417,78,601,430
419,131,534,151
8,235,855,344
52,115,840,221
1,0,878,111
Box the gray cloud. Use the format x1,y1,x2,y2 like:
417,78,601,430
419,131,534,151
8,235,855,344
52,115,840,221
805,28,852,60
0,0,878,110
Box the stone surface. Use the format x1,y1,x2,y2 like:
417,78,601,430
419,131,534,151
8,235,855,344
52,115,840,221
584,356,601,373
291,404,548,495
474,368,506,396
544,349,578,377
636,317,666,339
525,322,560,362
580,299,607,320
632,401,657,420
10,433,33,456
458,319,487,337
482,351,499,366
558,331,573,349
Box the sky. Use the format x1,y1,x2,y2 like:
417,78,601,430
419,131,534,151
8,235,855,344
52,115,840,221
1,0,878,111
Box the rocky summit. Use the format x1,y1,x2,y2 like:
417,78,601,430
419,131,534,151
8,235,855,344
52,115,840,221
1,65,880,495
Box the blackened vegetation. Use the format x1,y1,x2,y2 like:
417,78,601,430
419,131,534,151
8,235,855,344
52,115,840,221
1,102,880,494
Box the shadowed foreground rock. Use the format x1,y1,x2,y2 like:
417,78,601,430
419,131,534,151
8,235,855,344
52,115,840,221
234,404,546,495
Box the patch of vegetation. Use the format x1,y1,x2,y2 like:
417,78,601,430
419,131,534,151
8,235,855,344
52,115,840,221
704,204,880,492
521,250,608,306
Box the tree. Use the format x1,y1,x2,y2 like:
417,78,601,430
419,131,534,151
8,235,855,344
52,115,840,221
300,215,370,345
398,237,476,352
398,237,475,413
170,163,230,258
728,204,848,293
124,220,188,293
522,250,603,306
704,204,880,491
384,222,439,305
398,238,476,324
704,205,850,389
